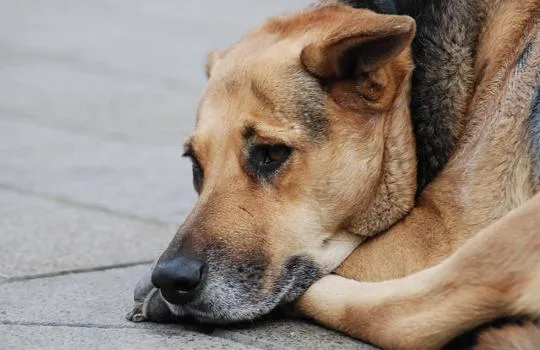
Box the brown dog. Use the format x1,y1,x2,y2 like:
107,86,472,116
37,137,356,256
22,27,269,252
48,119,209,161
128,1,540,348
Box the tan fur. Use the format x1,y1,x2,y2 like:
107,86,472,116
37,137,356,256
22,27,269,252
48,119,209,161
297,193,540,349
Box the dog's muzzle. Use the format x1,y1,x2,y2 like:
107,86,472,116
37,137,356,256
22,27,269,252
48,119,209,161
151,255,206,305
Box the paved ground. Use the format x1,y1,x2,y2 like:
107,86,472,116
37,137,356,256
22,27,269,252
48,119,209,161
0,1,375,349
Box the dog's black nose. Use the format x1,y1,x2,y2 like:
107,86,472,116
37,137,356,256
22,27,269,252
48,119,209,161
151,256,206,305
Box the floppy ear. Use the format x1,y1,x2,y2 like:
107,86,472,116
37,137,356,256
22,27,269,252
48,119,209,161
301,9,415,79
205,50,222,78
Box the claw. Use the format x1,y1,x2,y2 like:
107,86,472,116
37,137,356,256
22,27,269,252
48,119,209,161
126,302,148,323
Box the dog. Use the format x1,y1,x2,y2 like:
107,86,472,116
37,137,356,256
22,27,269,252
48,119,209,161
127,0,540,348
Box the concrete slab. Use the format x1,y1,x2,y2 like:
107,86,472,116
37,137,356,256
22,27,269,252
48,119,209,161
0,325,256,350
0,59,200,145
0,0,312,89
0,188,172,277
0,266,375,349
0,117,196,224
0,266,151,326
0,0,309,146
216,320,375,350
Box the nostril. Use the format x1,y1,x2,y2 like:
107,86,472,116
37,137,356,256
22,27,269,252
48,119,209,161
172,267,201,291
151,255,206,305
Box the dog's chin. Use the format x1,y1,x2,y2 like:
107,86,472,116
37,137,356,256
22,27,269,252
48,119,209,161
161,256,320,324
165,298,280,324
163,277,305,324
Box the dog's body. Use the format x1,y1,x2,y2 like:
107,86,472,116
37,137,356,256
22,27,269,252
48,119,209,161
129,0,540,348
299,1,540,348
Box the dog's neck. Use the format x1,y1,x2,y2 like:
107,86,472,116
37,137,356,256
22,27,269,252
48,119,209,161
407,0,488,190
347,77,417,238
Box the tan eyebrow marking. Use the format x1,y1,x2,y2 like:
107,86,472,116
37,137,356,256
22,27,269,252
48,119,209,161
183,136,195,155
250,79,276,110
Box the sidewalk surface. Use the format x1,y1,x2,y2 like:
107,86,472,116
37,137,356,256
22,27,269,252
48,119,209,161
0,1,376,349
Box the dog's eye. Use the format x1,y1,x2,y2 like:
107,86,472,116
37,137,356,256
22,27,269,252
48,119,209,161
192,162,203,192
183,151,203,193
247,144,292,179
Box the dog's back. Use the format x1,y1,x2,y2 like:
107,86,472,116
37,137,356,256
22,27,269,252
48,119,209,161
408,0,540,232
530,70,540,188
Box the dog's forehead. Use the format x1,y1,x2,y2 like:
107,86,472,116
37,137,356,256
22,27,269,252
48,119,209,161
196,38,328,146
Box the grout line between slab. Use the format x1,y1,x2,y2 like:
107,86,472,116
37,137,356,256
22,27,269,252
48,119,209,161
0,321,139,330
0,322,271,349
0,182,171,227
5,260,153,283
4,45,201,93
0,321,200,337
0,108,185,147
211,330,284,350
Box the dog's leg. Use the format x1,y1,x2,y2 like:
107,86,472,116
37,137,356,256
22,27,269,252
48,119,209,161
335,194,457,281
297,193,540,349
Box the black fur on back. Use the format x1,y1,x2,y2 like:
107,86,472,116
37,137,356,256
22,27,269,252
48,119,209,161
340,0,398,13
529,79,540,188
339,0,485,191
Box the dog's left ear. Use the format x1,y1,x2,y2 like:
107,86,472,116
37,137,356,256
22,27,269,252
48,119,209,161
301,9,415,79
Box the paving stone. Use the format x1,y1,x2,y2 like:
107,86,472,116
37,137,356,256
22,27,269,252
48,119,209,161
217,320,376,350
0,0,311,145
0,266,151,326
0,188,173,277
0,59,200,145
0,266,375,349
0,117,197,224
0,0,312,88
0,325,256,350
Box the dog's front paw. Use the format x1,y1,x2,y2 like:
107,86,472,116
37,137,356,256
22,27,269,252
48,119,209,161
294,274,350,321
126,300,148,323
126,266,174,323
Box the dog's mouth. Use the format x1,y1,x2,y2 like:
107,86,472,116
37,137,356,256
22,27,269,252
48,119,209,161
156,255,320,324
143,232,365,324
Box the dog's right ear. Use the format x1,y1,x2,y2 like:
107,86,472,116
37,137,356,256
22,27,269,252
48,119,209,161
300,8,415,79
205,50,222,78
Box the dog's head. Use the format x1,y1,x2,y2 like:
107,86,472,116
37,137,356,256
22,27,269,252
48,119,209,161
151,5,417,323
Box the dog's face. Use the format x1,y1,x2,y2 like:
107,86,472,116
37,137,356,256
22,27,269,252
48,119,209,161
151,5,417,323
